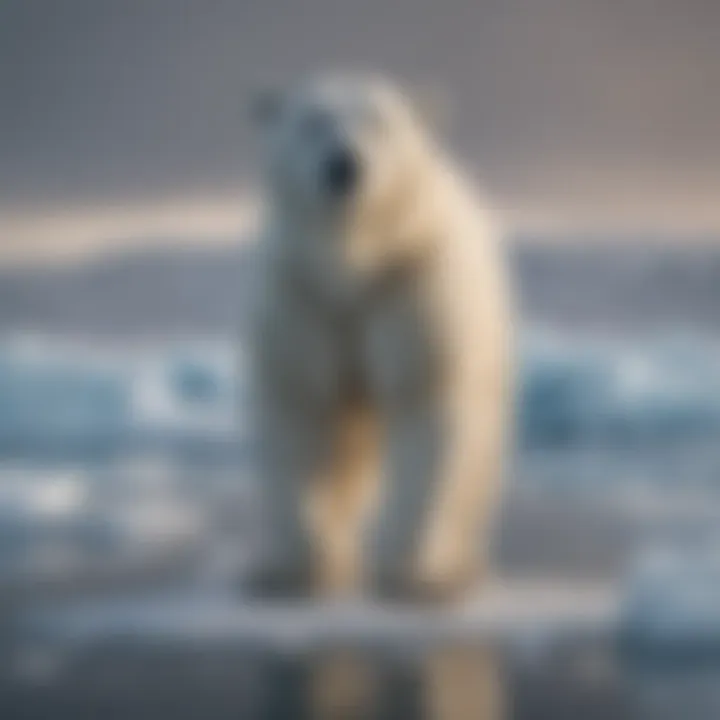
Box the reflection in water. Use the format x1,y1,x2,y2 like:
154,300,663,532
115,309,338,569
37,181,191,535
250,645,504,720
428,647,503,720
8,613,720,719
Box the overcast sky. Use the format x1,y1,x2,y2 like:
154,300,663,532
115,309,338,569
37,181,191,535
2,0,720,259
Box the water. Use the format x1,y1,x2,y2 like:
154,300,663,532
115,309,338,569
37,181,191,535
2,328,720,718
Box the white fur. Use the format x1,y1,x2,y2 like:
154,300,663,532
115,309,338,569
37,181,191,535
247,74,513,600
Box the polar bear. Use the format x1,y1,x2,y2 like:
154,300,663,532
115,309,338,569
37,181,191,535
246,73,513,605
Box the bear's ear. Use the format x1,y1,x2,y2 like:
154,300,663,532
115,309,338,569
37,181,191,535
248,88,284,128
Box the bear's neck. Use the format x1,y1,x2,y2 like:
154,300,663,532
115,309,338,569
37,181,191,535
267,192,438,314
272,167,443,276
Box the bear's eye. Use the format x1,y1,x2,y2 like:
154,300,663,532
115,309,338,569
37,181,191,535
298,110,333,141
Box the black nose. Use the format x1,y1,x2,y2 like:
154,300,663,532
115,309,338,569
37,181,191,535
323,148,359,196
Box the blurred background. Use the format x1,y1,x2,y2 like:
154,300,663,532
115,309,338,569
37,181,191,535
2,1,720,718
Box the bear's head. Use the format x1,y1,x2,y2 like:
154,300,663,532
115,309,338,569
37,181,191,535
250,74,440,232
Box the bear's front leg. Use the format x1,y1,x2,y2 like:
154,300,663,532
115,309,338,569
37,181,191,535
245,401,329,599
368,396,502,604
366,402,458,603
